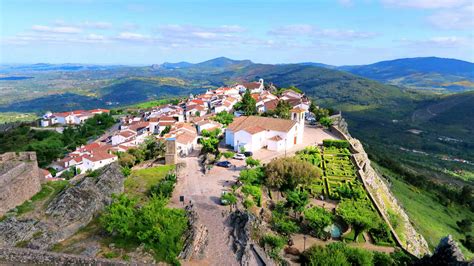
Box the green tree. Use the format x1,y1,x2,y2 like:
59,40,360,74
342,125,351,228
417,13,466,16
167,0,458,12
304,207,334,236
200,137,219,154
118,152,136,168
245,157,261,168
236,89,257,115
336,199,379,240
212,111,234,126
101,194,138,238
265,157,321,190
319,116,333,128
142,136,166,160
314,108,330,121
457,218,472,232
160,125,171,137
239,167,265,185
302,243,350,266
285,189,309,216
274,100,291,119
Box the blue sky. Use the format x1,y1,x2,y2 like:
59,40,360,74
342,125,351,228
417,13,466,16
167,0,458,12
1,0,473,65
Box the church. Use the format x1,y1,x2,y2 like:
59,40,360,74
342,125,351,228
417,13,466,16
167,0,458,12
225,107,305,153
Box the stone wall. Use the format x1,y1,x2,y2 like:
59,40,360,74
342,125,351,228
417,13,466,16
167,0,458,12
0,152,41,216
330,121,431,257
0,247,129,265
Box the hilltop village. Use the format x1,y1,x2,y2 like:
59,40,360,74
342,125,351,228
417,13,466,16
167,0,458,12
39,79,312,179
2,79,459,265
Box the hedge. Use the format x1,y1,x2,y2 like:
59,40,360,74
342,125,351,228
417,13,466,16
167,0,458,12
323,139,350,149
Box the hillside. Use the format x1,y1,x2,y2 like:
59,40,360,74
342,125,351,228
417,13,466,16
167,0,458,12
339,57,474,92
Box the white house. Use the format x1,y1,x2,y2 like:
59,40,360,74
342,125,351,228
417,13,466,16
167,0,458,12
176,131,198,156
225,111,305,153
111,130,137,145
81,152,117,172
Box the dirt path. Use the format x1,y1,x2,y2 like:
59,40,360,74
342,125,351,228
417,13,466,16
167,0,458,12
170,154,240,266
291,234,395,254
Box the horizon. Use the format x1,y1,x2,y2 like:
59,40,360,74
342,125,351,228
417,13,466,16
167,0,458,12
2,55,473,67
1,0,473,65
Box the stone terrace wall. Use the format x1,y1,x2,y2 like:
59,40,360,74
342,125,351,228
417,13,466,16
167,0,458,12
0,247,130,265
330,122,430,257
0,152,41,216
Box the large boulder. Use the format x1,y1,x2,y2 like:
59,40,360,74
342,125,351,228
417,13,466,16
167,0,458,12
0,163,126,250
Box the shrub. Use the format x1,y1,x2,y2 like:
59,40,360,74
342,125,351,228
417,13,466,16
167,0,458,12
304,207,333,237
245,157,261,168
323,139,350,149
261,234,287,260
243,198,255,209
265,157,321,190
221,192,237,206
222,151,235,159
242,184,262,207
239,167,265,185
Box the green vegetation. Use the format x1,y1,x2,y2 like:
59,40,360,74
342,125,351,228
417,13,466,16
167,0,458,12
12,181,68,216
211,111,234,126
124,165,175,199
265,157,321,190
123,98,180,110
245,157,260,168
200,128,221,155
234,89,257,115
101,194,187,265
0,112,37,123
0,113,115,167
336,199,380,240
221,192,237,206
148,172,177,198
304,207,334,238
379,164,474,258
260,234,287,260
301,242,412,266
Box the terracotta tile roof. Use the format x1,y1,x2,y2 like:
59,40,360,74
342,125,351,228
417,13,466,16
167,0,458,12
40,168,51,177
268,135,283,141
227,116,296,134
119,130,136,138
264,99,279,111
243,82,261,90
291,107,306,113
159,121,175,127
243,126,266,134
83,151,116,162
128,122,150,132
90,109,109,113
176,131,197,144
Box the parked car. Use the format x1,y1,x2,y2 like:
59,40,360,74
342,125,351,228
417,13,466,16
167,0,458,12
244,151,253,157
216,161,232,168
233,153,246,160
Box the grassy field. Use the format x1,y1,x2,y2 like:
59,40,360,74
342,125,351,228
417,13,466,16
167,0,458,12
122,98,180,110
380,166,474,259
0,112,37,123
124,165,175,199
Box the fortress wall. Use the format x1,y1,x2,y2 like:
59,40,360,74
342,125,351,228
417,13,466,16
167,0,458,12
0,152,41,216
330,122,430,257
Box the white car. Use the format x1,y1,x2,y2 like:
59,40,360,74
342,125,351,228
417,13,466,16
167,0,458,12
233,153,246,160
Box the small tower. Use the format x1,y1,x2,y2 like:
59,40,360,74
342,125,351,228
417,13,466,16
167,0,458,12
290,107,305,145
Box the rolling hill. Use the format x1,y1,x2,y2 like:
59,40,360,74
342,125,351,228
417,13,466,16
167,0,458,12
339,57,474,92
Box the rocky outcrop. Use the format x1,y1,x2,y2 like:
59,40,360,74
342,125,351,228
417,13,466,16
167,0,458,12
0,163,125,251
0,247,129,265
230,210,275,266
418,235,471,265
179,204,209,261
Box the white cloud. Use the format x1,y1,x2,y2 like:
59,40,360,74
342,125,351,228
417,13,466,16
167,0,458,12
156,24,246,45
268,24,378,40
31,25,82,34
115,32,152,42
381,0,469,9
399,36,472,47
428,3,474,30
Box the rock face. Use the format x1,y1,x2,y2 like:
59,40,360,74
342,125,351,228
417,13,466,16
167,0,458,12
230,210,275,266
0,163,125,250
179,204,209,261
0,152,41,216
418,235,470,265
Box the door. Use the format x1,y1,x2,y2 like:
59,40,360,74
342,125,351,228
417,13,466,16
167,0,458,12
294,136,297,144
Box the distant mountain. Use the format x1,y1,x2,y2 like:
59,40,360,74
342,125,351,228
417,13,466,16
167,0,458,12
298,62,337,69
194,57,253,69
339,57,474,92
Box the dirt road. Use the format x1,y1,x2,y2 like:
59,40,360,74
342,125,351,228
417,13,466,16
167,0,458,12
170,153,242,266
